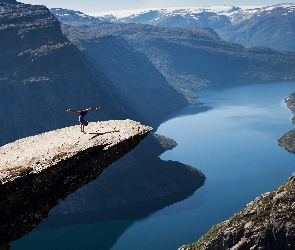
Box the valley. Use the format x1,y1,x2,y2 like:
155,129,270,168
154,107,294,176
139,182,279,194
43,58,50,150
1,0,295,249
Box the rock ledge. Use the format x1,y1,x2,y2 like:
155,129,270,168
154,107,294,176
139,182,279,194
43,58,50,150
0,119,151,246
0,119,151,184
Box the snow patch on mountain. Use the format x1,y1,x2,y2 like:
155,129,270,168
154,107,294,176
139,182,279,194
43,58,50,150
87,4,294,24
87,6,261,19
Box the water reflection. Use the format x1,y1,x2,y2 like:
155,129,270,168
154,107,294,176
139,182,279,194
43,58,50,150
162,105,212,123
11,189,201,250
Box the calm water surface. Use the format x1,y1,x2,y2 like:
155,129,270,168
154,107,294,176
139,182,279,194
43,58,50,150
12,81,295,250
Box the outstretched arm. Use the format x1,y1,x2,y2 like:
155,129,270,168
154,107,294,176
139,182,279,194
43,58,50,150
66,109,81,115
85,107,101,112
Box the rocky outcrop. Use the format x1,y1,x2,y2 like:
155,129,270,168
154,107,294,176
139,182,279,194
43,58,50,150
180,173,295,250
0,2,109,145
277,93,295,153
0,2,187,145
0,1,205,238
0,120,151,246
51,8,295,99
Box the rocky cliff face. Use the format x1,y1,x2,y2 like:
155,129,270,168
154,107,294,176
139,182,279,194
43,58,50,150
0,2,107,145
50,132,205,214
51,8,295,99
277,93,295,153
180,173,295,250
0,2,73,81
0,0,205,232
61,25,188,125
0,120,151,246
0,2,187,145
94,4,295,51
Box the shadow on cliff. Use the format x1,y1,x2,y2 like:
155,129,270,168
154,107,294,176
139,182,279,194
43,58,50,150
11,187,208,250
0,127,151,248
160,104,212,125
8,133,206,250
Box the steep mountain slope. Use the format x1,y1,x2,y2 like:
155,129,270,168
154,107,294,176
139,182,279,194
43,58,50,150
0,120,151,245
61,25,188,125
50,9,295,100
219,4,295,51
277,93,295,153
180,173,295,250
0,3,187,145
0,1,205,223
0,2,107,145
91,4,295,51
92,5,254,28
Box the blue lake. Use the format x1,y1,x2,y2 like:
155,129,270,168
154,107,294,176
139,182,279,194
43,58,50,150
11,80,295,249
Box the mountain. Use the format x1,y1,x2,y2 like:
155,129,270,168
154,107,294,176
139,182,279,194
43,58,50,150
0,3,187,145
50,8,295,101
91,4,295,51
91,5,259,28
0,2,107,144
180,173,295,250
60,25,188,125
0,1,205,225
0,120,151,246
277,93,295,153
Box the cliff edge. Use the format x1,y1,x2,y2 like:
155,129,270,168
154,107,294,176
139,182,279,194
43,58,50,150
277,93,295,153
180,173,295,250
0,119,151,247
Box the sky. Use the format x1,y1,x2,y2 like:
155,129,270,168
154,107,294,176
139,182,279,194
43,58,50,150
22,0,289,14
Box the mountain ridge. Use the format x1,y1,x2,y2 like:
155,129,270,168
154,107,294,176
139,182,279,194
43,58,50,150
0,1,205,230
51,9,295,101
83,3,295,51
180,173,295,250
89,5,274,22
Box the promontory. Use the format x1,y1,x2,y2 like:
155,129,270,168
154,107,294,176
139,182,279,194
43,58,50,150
0,119,151,248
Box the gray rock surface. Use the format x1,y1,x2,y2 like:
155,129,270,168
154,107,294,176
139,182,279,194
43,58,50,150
180,173,295,250
0,120,151,183
0,1,204,219
0,120,151,246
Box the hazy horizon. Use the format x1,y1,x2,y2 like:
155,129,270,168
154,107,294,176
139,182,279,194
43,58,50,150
22,0,290,14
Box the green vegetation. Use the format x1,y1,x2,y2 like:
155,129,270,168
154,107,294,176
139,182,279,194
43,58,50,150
277,93,295,153
182,174,295,249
